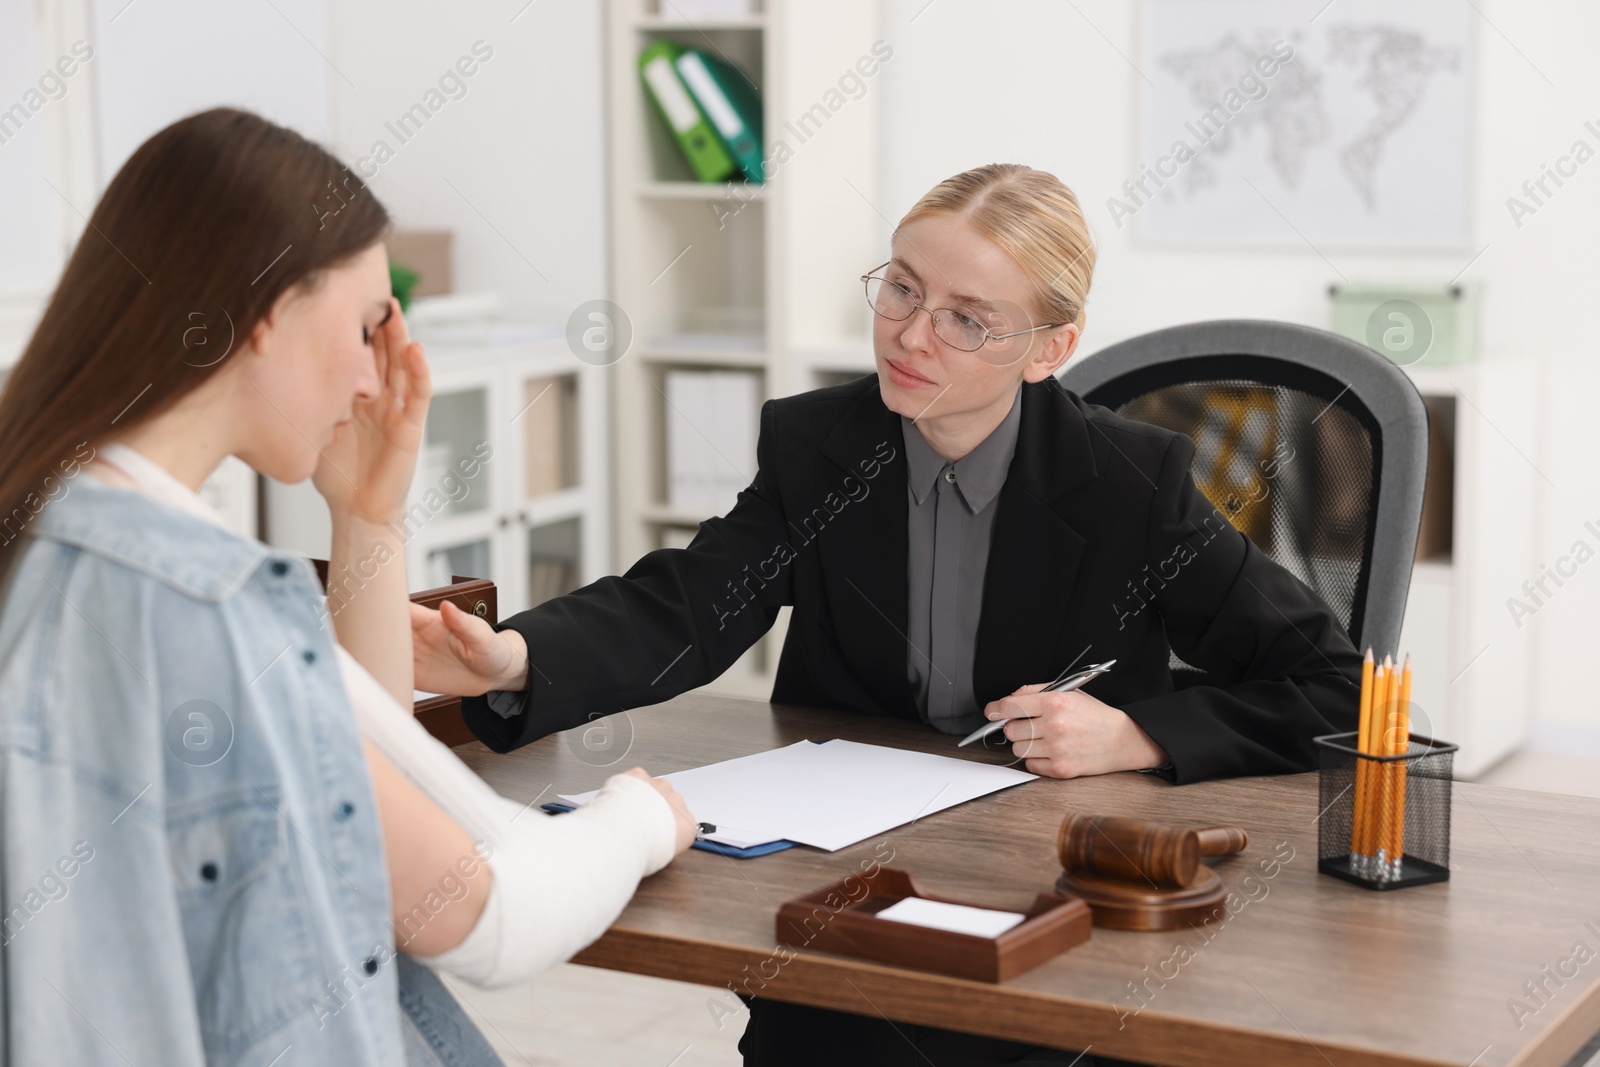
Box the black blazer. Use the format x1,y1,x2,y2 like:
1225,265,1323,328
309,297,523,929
463,374,1362,783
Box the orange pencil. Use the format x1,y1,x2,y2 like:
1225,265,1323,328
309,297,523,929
1349,649,1375,864
1376,659,1401,876
1359,658,1389,870
1371,655,1397,871
1356,660,1378,866
1391,656,1413,873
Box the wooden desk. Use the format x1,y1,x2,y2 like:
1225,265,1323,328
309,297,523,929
453,694,1600,1067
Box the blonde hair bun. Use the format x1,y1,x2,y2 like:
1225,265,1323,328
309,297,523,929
897,163,1096,331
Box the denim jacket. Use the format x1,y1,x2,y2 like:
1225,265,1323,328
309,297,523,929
0,475,403,1065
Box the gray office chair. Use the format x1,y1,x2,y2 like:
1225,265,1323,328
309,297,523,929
1060,319,1428,660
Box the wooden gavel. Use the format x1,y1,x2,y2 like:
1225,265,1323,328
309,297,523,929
1057,812,1248,889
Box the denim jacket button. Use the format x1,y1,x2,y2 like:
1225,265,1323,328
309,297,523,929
270,561,289,577
200,861,219,882
362,955,379,977
335,801,355,821
302,649,317,665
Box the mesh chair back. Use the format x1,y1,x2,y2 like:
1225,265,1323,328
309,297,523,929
1062,320,1428,658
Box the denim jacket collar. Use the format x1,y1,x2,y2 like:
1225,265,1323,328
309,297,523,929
33,476,273,603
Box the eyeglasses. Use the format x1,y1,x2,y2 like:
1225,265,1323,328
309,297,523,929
861,262,1066,362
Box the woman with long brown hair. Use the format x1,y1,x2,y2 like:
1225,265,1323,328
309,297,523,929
0,108,694,1065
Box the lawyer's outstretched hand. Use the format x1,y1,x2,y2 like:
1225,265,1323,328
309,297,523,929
410,599,527,698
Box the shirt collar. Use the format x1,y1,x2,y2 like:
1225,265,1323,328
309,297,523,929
33,446,276,603
92,443,232,531
900,382,1024,513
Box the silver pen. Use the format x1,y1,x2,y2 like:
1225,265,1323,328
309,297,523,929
956,659,1117,748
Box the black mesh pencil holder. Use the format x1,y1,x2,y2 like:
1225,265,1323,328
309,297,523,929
1313,731,1457,890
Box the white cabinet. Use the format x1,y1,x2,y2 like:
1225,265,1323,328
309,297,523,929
1397,362,1537,778
404,335,610,619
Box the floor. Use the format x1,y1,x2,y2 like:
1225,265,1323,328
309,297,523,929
442,963,744,1067
442,745,1600,1067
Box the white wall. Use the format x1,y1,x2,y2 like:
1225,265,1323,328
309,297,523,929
0,0,65,301
325,0,607,323
1,0,609,554
873,0,1600,748
2,1,104,364
266,0,610,558
90,0,329,181
1,0,334,535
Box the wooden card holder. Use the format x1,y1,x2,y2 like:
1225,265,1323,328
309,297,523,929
310,559,495,748
775,867,1091,983
1053,813,1250,931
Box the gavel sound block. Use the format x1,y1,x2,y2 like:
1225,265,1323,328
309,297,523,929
1054,813,1249,931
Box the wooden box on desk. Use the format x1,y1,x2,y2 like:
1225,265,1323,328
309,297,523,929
310,560,493,748
776,868,1091,983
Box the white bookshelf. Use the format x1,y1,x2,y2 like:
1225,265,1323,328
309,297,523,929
604,0,884,698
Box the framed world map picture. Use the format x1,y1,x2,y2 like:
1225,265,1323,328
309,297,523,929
1127,0,1474,249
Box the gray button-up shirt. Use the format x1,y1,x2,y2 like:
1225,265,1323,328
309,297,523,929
902,383,1024,734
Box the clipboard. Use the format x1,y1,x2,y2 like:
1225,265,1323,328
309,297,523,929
539,737,840,857
540,803,798,858
539,737,1032,858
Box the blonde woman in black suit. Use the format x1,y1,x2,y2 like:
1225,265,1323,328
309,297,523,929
414,164,1361,1066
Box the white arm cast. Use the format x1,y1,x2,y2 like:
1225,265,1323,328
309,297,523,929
336,647,677,988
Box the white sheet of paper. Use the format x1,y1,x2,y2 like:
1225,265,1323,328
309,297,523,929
874,897,1026,938
558,739,1036,852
